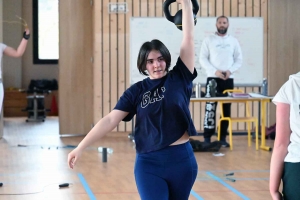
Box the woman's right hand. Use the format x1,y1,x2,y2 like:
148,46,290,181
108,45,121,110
67,148,83,169
271,191,283,200
215,70,226,80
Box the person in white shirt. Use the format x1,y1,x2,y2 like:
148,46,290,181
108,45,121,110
199,16,242,147
270,72,300,200
0,28,30,113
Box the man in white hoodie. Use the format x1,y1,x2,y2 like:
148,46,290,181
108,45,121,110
199,16,243,147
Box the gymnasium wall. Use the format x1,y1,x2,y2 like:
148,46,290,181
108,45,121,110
2,0,22,88
0,0,59,90
59,1,93,135
60,0,300,135
21,1,59,90
268,0,300,126
92,0,268,133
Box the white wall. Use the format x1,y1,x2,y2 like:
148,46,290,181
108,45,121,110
22,1,59,89
1,0,59,90
3,0,22,88
0,0,3,138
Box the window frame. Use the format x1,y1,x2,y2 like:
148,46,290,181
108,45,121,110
32,0,59,64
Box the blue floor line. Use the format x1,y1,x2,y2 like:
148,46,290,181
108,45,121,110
78,173,97,200
206,171,250,200
190,189,204,200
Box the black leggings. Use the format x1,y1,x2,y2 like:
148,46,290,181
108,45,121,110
282,162,300,200
203,77,234,139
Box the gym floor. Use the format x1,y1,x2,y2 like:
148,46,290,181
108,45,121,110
0,117,275,200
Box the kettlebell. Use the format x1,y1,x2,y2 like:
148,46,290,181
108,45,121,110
163,0,199,30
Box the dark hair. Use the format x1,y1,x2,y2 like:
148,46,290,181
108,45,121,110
137,39,171,76
216,15,229,22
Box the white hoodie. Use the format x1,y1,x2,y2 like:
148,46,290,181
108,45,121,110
199,33,243,78
273,72,300,162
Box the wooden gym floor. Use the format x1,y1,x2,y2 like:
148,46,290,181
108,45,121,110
0,117,275,200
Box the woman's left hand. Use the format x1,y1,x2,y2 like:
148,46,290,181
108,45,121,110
24,28,30,35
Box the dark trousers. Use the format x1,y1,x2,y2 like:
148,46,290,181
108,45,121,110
203,77,234,140
134,142,198,200
282,162,300,200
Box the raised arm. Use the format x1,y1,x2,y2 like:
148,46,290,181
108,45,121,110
269,102,291,199
3,28,30,58
179,0,194,73
67,109,129,169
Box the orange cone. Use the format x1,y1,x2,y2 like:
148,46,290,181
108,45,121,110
50,95,58,116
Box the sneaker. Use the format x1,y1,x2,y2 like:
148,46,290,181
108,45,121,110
220,140,230,148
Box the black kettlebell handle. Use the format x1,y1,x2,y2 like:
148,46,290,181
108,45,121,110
163,0,200,23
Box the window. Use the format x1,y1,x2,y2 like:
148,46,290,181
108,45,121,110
33,0,59,64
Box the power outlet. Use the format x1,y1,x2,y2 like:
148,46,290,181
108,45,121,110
117,4,125,12
108,3,127,13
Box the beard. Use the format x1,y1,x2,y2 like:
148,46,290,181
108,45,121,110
217,27,228,34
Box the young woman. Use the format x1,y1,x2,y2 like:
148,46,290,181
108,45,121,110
67,0,198,199
0,28,30,112
270,72,300,200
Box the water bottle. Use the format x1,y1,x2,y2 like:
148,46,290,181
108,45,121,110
195,83,201,98
98,147,114,154
262,78,268,96
102,148,107,162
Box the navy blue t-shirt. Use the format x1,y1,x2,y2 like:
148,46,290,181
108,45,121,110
114,57,198,153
